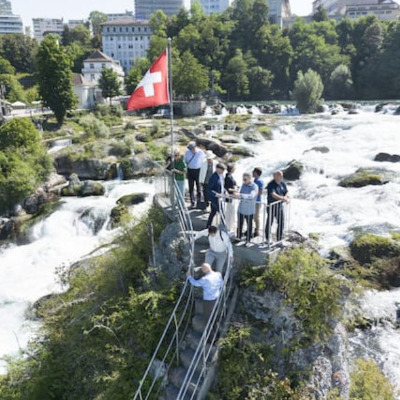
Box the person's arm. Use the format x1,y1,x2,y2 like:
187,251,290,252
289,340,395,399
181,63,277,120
193,229,208,241
271,186,290,203
187,275,205,288
240,186,258,199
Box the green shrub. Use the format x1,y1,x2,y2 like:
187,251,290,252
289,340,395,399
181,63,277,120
292,69,324,114
349,359,397,400
109,140,132,157
79,114,110,138
133,142,146,154
147,141,168,161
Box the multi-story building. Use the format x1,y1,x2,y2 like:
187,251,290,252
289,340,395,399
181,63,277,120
269,0,292,27
196,0,233,14
101,18,152,71
312,0,349,14
82,50,125,85
68,19,86,29
33,18,64,42
0,0,23,35
107,11,134,21
134,0,191,19
346,0,400,20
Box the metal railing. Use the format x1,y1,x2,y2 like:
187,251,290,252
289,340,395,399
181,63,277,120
214,196,291,249
132,170,195,400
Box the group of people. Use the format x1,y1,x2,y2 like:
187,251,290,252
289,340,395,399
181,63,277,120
166,141,290,245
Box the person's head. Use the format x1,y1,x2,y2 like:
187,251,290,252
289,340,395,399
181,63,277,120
208,225,218,237
206,150,216,164
216,163,226,175
253,167,262,179
242,172,252,185
173,148,181,159
273,170,283,184
227,163,235,174
201,263,212,274
187,141,196,153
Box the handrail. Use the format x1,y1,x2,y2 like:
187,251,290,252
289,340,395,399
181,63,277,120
132,166,195,400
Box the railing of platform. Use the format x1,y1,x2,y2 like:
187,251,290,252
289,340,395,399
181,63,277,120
132,167,195,400
215,195,291,249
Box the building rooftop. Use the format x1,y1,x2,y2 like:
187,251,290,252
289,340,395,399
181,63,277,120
101,18,150,26
84,50,114,63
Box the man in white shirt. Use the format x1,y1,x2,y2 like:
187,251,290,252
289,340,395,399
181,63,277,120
184,141,205,207
187,263,223,321
193,225,233,273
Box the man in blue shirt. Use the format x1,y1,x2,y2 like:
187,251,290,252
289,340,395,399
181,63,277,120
265,170,289,243
206,163,226,228
187,263,223,321
252,167,264,238
184,141,205,207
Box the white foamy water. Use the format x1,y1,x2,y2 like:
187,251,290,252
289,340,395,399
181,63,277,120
234,106,400,395
0,178,154,373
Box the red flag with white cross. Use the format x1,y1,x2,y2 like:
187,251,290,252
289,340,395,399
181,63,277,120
126,50,169,111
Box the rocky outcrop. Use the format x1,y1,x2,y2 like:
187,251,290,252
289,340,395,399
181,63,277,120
117,193,148,206
109,204,129,228
374,152,400,163
23,189,58,215
61,174,105,197
339,168,392,188
242,129,265,143
195,138,228,158
304,146,330,154
0,218,15,240
218,134,240,144
54,155,111,180
282,160,304,180
119,155,160,179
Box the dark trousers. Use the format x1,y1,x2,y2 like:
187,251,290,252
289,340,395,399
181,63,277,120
203,299,216,322
203,183,209,205
207,201,225,228
265,205,285,242
187,168,201,205
238,213,253,242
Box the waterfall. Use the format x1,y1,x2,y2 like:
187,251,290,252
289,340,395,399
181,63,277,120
117,163,124,181
0,179,155,373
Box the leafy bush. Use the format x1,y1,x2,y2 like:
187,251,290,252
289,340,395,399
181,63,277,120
78,114,110,138
328,64,354,100
243,247,347,342
292,69,324,114
349,359,397,400
109,140,132,157
147,141,168,161
95,104,124,127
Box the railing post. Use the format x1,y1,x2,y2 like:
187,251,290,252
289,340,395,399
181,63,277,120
173,312,179,365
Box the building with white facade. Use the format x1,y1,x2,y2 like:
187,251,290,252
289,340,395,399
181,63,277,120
107,11,134,21
196,0,233,14
82,50,125,85
0,0,23,35
101,18,152,71
33,18,64,42
134,0,191,19
268,0,292,26
67,19,86,29
346,0,400,20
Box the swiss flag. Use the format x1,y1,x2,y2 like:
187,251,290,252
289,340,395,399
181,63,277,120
127,50,169,111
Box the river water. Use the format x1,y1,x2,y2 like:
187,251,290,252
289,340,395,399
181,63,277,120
0,178,154,373
234,105,400,395
1,106,400,392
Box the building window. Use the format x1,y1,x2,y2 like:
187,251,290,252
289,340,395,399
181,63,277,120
110,37,113,41
90,74,95,80
102,63,106,68
90,63,94,69
132,27,135,32
138,27,141,32
107,27,110,32
118,45,121,49
113,27,116,32
126,27,129,32
120,27,122,32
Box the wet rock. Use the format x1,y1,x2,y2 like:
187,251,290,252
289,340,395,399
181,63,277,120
117,193,148,206
120,155,159,179
179,127,197,139
105,163,118,180
44,173,67,192
0,218,15,240
394,106,400,115
23,189,48,214
78,181,105,197
54,155,111,180
242,130,264,143
61,173,82,196
195,138,228,158
339,168,392,188
304,146,330,154
218,135,240,144
282,160,304,181
110,204,129,228
375,103,387,113
374,152,400,163
230,146,254,157
307,357,333,400
136,133,149,142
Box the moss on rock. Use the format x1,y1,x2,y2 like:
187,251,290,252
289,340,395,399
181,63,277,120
339,168,391,188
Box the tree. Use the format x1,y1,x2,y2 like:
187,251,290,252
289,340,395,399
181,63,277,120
248,66,273,100
0,74,26,102
328,64,353,100
0,34,38,73
98,67,122,104
173,51,209,98
62,24,91,47
223,49,249,100
313,5,329,22
125,58,150,94
36,35,77,125
0,118,40,151
0,57,15,75
292,69,324,114
89,11,107,36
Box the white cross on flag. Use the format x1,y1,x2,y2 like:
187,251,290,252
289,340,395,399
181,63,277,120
127,50,169,111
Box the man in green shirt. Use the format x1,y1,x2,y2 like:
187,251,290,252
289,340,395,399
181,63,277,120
166,149,187,199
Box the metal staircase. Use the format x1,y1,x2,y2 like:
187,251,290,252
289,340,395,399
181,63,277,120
132,172,235,400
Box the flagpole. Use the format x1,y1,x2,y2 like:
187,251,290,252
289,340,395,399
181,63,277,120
167,38,175,210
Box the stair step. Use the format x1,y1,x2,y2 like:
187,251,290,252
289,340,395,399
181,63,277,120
168,366,201,392
164,384,193,400
192,315,208,333
185,330,202,350
181,348,195,369
194,299,204,315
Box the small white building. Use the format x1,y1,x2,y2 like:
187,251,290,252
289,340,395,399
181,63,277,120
72,74,98,110
101,18,152,72
82,50,125,86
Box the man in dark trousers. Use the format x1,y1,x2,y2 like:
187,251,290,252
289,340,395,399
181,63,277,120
265,170,289,243
206,163,226,228
184,141,205,207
